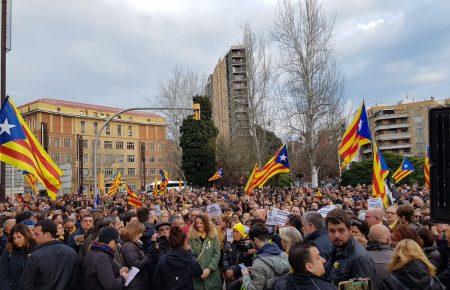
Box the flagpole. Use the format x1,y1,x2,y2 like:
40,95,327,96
0,0,8,202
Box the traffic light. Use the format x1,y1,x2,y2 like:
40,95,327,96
193,103,201,120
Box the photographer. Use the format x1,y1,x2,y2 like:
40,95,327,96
148,221,171,264
222,223,253,290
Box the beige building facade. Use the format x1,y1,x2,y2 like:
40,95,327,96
363,97,450,158
19,98,168,195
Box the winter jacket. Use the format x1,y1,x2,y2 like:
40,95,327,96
438,244,450,288
242,242,291,290
424,245,443,271
381,259,446,290
67,227,85,251
222,239,253,277
0,246,34,290
189,222,222,290
122,240,151,290
19,240,78,290
141,222,156,254
366,242,393,290
304,228,333,260
274,272,337,290
325,237,376,286
0,233,8,255
82,241,125,290
153,248,203,290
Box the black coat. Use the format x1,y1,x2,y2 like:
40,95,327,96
83,242,125,290
424,246,443,272
305,228,333,260
152,248,202,290
381,260,445,290
141,222,156,254
19,240,78,290
275,272,337,290
222,240,253,277
122,241,151,290
325,237,376,286
0,246,34,290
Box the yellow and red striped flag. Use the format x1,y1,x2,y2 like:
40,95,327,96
124,182,143,208
392,157,415,184
372,141,390,208
339,102,372,168
0,97,63,199
424,146,430,189
23,171,38,195
253,144,290,188
208,168,223,182
244,163,259,195
107,172,122,196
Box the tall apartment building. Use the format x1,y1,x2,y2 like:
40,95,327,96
19,98,168,195
206,45,250,140
362,97,450,158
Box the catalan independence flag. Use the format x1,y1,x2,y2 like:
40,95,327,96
159,169,169,192
252,144,290,188
372,141,390,208
339,102,372,168
23,171,38,195
424,146,430,189
124,182,143,208
0,97,63,199
107,172,122,196
244,163,259,195
392,156,415,184
208,168,223,182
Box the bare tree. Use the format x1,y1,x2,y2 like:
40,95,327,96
273,0,345,187
155,65,204,179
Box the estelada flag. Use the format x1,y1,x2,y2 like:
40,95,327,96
244,163,259,195
124,182,142,208
372,141,390,208
392,157,415,184
107,172,122,196
252,144,290,188
0,97,63,199
208,168,223,182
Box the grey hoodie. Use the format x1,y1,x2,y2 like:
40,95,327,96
242,243,291,290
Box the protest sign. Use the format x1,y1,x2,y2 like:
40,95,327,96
271,208,289,225
207,203,223,218
226,228,233,242
368,197,383,209
154,204,161,215
317,205,337,217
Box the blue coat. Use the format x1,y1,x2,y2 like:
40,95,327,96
305,228,333,260
0,247,34,290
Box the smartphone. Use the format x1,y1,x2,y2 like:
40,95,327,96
338,278,372,290
238,263,247,270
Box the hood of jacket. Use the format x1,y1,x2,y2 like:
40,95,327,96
165,248,194,269
189,221,218,240
256,243,290,276
393,259,432,288
257,242,283,256
305,228,328,242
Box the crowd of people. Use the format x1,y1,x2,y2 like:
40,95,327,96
0,184,448,290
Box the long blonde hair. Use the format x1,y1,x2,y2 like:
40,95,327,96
388,239,436,276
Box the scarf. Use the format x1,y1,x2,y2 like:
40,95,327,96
91,241,115,258
198,231,207,239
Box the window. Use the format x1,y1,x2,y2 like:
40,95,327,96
104,154,114,164
64,155,72,163
127,142,135,150
83,168,89,177
149,156,155,163
128,125,133,137
158,156,165,163
83,154,89,163
64,138,72,148
104,141,113,149
82,140,88,148
81,121,86,133
127,155,135,162
54,137,61,147
117,125,122,136
115,155,124,163
149,143,155,151
128,168,136,176
91,154,101,163
92,140,100,148
105,123,110,135
116,141,124,149
158,143,165,151
117,168,125,175
53,153,61,162
149,168,156,175
94,122,98,133
104,168,114,177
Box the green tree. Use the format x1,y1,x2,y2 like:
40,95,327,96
341,152,425,187
180,96,218,186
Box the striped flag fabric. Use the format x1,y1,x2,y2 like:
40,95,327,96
372,141,390,208
124,182,143,208
159,169,169,193
208,168,223,182
252,144,290,188
107,172,122,196
244,163,259,195
392,157,415,184
339,102,372,168
424,146,430,189
0,97,63,199
23,171,38,195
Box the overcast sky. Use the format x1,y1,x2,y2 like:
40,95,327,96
7,0,450,110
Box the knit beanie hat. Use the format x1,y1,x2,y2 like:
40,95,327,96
232,223,247,238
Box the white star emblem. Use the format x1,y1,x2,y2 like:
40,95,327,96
279,154,287,161
358,120,363,130
0,119,15,135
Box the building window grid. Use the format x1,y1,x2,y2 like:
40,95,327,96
117,125,122,136
128,125,133,137
105,123,110,135
104,141,113,149
116,141,124,149
64,138,72,148
128,168,136,176
81,121,86,133
54,137,61,147
115,155,124,163
127,142,135,150
127,155,135,163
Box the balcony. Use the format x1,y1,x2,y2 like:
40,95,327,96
373,113,408,122
379,143,412,150
375,123,409,131
376,133,411,141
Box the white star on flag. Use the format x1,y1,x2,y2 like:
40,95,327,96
358,120,363,131
279,154,287,161
0,119,16,135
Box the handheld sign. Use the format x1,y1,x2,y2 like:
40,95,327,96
207,203,223,218
226,228,233,242
271,208,290,225
368,197,383,209
317,205,337,217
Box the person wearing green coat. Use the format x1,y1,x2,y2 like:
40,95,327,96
189,214,222,290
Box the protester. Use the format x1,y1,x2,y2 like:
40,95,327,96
136,207,155,253
396,205,421,231
390,224,423,247
279,226,302,254
385,206,398,230
381,239,445,290
324,208,376,286
153,226,202,290
121,220,151,290
20,219,78,290
0,223,35,290
366,224,393,290
189,214,222,290
302,211,333,260
275,241,336,290
0,219,16,255
417,226,443,272
350,219,369,247
67,214,94,252
241,223,290,290
365,208,385,228
83,226,129,290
